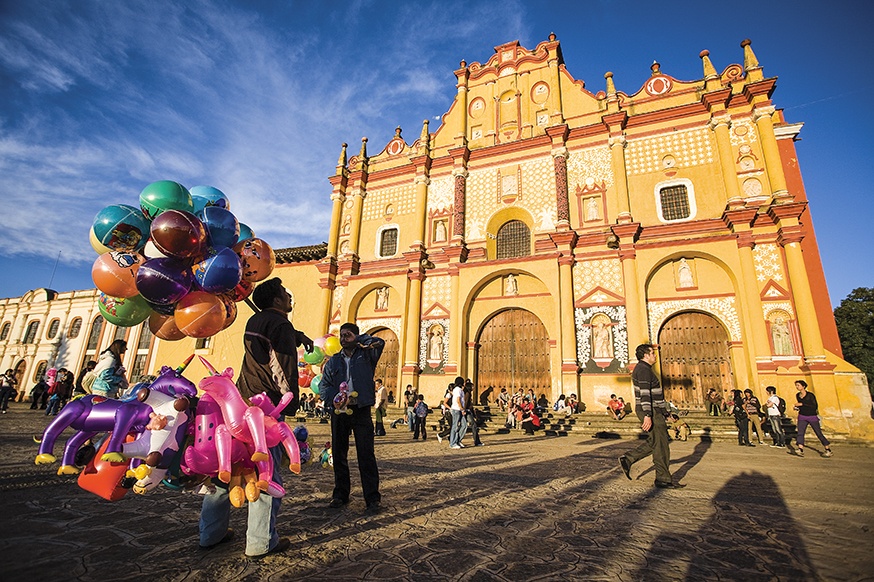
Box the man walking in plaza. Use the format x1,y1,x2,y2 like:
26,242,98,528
448,376,467,449
321,322,385,513
765,385,786,448
199,277,313,559
618,344,684,489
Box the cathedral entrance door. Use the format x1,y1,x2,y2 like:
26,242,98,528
657,311,734,410
371,328,399,398
476,309,550,398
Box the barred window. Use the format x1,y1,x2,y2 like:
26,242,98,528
86,316,104,351
195,337,212,350
23,321,40,344
659,185,690,221
137,324,153,351
112,325,127,343
496,220,531,259
34,360,48,382
47,319,60,339
0,322,10,340
379,228,398,257
129,354,148,380
68,317,82,338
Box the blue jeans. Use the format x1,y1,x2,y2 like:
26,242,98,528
200,443,283,556
407,407,415,431
768,415,785,446
449,409,464,447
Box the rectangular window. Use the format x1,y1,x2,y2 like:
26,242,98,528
129,354,148,380
659,185,691,221
380,228,398,257
195,337,212,350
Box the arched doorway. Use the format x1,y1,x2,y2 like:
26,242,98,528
657,311,734,409
13,359,27,402
476,309,550,396
371,328,399,400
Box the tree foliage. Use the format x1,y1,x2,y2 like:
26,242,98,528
834,287,874,391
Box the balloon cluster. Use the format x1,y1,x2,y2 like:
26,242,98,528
297,334,342,396
90,181,276,339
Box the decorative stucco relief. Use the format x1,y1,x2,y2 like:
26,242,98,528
648,297,741,342
729,118,759,147
362,183,415,220
566,146,614,189
762,301,795,319
573,259,623,299
419,318,449,373
426,176,454,213
753,243,784,282
422,275,451,308
574,305,628,368
626,127,714,175
359,317,402,340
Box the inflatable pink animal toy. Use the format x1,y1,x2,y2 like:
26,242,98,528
333,381,358,415
198,357,301,492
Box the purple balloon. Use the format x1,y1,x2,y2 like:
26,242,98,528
192,246,242,294
136,257,193,305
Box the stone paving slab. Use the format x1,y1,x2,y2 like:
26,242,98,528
1,402,873,581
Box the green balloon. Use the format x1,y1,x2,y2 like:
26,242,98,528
98,293,153,327
303,346,325,365
311,374,322,395
139,180,194,220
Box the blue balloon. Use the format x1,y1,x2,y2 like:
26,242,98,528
238,222,255,242
92,204,150,252
192,246,242,294
190,185,230,214
197,206,240,248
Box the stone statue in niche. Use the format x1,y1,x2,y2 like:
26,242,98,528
340,240,350,255
434,220,447,242
585,197,600,222
428,325,444,362
591,315,614,360
771,315,793,355
677,258,695,288
504,274,518,296
375,287,389,311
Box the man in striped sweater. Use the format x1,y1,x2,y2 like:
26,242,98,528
618,344,685,489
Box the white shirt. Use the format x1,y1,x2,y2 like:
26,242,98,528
766,394,781,417
451,386,465,411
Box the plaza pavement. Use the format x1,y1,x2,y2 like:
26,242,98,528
1,401,872,582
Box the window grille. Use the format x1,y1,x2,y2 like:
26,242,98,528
129,354,148,380
496,220,531,259
68,318,82,338
86,316,104,351
23,321,40,344
112,325,127,342
137,324,153,351
195,337,212,350
659,185,691,221
47,319,60,339
34,360,47,382
380,228,398,257
0,322,10,340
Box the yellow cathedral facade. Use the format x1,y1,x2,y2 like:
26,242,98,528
25,35,865,438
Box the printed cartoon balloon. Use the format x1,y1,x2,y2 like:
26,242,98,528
150,210,207,259
98,293,152,327
238,223,255,242
92,204,150,252
92,251,144,298
90,227,112,255
140,180,193,220
148,312,186,341
174,291,226,338
219,294,238,330
233,238,275,283
226,280,254,303
136,257,193,305
190,185,230,214
142,239,169,259
192,247,242,294
198,206,240,249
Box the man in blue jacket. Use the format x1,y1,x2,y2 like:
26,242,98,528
320,322,385,513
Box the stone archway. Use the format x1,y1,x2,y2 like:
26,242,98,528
657,311,734,409
13,359,27,402
476,308,551,396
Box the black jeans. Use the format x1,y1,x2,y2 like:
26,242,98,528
735,416,750,445
330,405,380,505
413,416,427,439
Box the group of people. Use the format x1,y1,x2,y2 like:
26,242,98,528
606,394,631,420
434,377,484,448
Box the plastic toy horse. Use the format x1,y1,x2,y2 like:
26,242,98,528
333,381,357,415
35,357,196,477
198,357,301,492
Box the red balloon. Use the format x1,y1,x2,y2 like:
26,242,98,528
92,251,144,298
148,312,186,341
233,238,275,282
174,291,226,338
150,210,207,259
227,279,254,302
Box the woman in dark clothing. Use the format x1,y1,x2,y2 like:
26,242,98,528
793,380,833,458
731,389,753,447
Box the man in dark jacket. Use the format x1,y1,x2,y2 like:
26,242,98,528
320,322,385,513
618,344,684,489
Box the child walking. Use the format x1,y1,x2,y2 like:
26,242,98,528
413,394,429,440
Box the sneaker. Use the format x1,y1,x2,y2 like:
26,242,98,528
475,443,484,447
618,455,632,480
328,498,349,509
450,445,462,449
769,444,780,448
823,449,833,457
458,443,465,448
436,434,443,443
796,449,804,457
200,528,235,550
246,537,291,559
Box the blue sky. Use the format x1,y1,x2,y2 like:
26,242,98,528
0,0,871,306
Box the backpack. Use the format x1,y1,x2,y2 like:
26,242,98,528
777,397,787,416
414,401,428,418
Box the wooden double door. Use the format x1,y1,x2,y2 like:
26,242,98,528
657,311,735,409
476,309,551,396
371,328,399,397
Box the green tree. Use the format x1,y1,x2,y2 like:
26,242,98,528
834,287,874,393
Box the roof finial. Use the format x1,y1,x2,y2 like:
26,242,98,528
359,137,368,160
419,119,430,147
650,60,661,76
336,142,348,172
548,32,557,42
741,39,763,82
699,50,720,90
394,126,402,139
